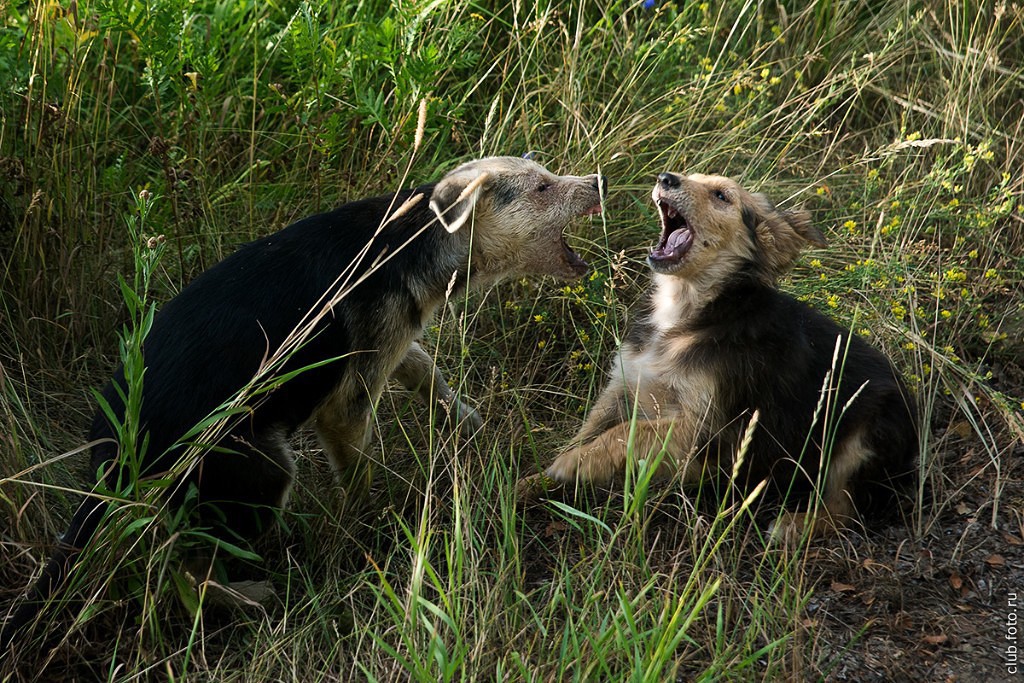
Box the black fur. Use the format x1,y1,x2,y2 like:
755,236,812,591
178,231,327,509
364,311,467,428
2,183,471,644
671,269,918,510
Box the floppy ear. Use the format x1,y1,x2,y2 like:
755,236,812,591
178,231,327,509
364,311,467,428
747,194,824,277
429,169,491,233
783,208,827,247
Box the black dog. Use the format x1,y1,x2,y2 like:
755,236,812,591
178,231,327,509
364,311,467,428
2,156,605,644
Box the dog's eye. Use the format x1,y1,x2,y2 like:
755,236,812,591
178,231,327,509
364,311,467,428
536,182,550,193
714,189,730,203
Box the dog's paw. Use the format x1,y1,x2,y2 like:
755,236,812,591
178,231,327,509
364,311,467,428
455,401,483,435
185,573,279,612
437,398,482,437
767,511,837,548
515,472,565,504
544,449,583,482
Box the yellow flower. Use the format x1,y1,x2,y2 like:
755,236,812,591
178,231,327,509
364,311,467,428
943,267,967,283
984,268,998,278
534,314,545,323
826,294,840,308
537,340,546,349
941,310,952,319
809,259,822,268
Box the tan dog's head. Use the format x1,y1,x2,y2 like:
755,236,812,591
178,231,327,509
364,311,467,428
649,172,825,285
430,156,605,283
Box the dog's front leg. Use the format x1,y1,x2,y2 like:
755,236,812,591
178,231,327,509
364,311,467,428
545,418,688,486
393,341,482,437
574,380,631,444
314,390,375,510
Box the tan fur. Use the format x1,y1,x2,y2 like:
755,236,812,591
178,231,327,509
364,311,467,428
323,156,602,489
519,173,873,542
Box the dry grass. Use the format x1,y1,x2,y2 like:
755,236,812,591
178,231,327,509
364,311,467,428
1,1,1022,680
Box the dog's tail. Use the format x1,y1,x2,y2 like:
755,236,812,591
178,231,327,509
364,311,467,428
1,494,108,648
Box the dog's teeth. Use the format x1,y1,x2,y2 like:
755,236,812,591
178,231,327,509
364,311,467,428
666,207,678,218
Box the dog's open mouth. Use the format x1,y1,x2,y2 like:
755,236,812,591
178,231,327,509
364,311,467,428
649,199,693,265
559,202,602,276
560,232,588,275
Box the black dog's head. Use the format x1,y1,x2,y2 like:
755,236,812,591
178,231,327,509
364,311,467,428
429,156,607,283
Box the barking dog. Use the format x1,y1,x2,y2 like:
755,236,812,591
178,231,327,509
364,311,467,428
521,172,917,540
3,156,605,644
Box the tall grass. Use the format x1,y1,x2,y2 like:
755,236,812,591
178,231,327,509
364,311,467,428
1,0,1022,680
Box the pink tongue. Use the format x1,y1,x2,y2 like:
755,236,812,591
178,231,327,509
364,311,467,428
666,227,692,253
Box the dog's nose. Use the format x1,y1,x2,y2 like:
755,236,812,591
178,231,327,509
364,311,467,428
657,173,680,189
592,175,608,195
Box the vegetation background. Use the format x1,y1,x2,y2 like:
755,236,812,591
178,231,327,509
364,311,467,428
1,0,1022,680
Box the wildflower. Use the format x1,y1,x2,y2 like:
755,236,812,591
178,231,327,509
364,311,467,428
941,310,952,319
534,314,545,323
891,302,907,317
809,259,822,268
943,267,967,283
537,340,546,350
843,219,857,233
984,268,998,279
826,294,840,308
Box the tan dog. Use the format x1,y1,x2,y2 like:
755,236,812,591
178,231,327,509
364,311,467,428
521,172,917,541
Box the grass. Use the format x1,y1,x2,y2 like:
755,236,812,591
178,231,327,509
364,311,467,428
2,0,1023,680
